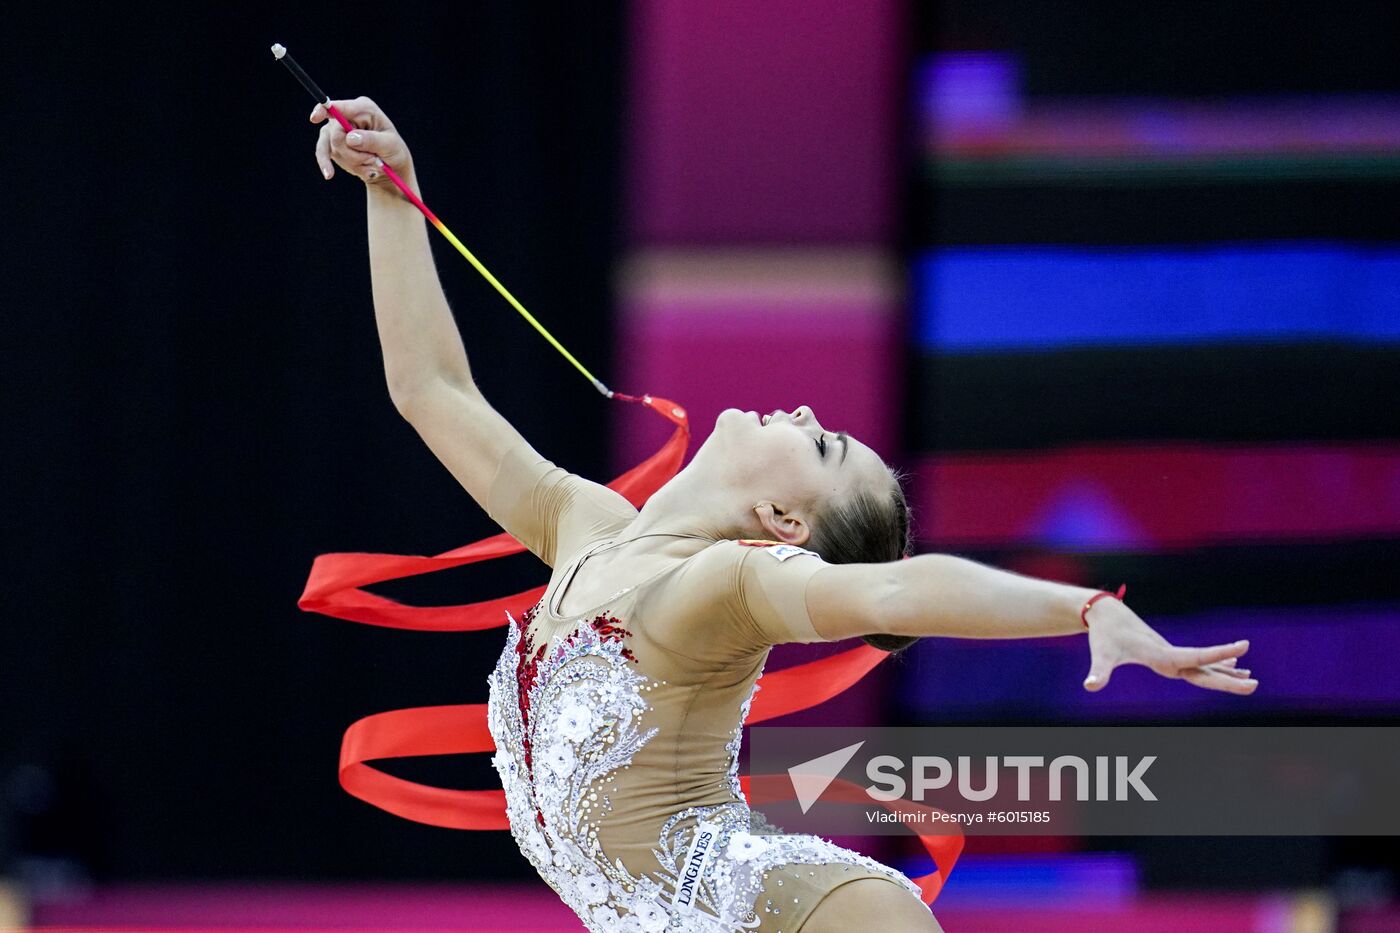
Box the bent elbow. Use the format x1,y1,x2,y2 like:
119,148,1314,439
388,374,469,421
389,382,424,420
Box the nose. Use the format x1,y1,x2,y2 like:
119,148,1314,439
762,406,819,427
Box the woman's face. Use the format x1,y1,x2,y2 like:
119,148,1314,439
691,405,892,526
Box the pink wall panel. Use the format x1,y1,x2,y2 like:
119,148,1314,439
628,0,904,243
613,298,903,476
912,442,1400,549
620,0,908,796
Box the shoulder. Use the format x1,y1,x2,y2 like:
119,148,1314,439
675,538,824,581
700,539,896,645
654,538,833,648
554,469,639,527
516,450,637,520
487,447,637,567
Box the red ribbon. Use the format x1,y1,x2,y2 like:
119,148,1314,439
300,393,961,902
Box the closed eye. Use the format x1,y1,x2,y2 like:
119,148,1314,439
816,435,827,458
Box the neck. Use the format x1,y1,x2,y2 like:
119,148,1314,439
616,473,755,545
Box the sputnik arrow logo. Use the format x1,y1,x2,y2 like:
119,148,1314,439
788,740,865,814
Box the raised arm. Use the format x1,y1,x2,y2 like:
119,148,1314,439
310,97,634,563
310,96,531,503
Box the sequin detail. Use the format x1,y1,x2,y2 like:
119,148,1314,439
486,600,923,932
512,604,638,828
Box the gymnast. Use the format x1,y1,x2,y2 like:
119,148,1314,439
310,96,1257,933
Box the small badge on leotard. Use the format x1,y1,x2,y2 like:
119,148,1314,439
738,539,818,562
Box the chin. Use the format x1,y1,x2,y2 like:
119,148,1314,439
692,411,753,472
716,407,760,428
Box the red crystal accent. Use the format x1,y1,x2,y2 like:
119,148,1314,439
512,603,639,828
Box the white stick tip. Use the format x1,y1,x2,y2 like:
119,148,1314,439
270,43,287,60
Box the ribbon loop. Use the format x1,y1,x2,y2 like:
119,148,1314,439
301,393,959,902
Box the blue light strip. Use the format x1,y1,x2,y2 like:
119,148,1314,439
898,603,1400,719
915,243,1400,352
892,853,1138,910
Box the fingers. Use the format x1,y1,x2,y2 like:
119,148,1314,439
1172,640,1249,669
310,98,402,183
1183,666,1259,695
341,131,383,180
1203,660,1251,679
1083,667,1112,692
311,101,354,130
1083,647,1116,692
325,95,384,123
344,128,394,157
310,96,387,128
313,118,380,182
315,122,333,179
1089,636,1258,693
315,119,352,179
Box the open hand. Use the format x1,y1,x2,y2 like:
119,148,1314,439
310,96,414,190
1082,598,1257,695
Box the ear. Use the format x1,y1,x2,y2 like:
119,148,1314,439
752,502,812,548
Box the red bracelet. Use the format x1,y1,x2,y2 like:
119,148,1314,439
1080,583,1128,627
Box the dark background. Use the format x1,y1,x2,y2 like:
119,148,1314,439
3,0,1397,890
3,1,624,880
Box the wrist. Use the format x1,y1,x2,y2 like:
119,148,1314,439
1058,585,1100,633
1034,582,1105,636
366,167,420,203
1080,584,1128,628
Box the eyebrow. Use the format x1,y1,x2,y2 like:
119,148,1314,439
836,430,850,465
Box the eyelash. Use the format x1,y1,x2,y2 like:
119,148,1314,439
816,435,827,457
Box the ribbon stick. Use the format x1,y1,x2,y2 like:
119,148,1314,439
275,43,955,906
273,42,622,398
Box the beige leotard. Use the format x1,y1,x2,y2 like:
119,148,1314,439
482,443,926,932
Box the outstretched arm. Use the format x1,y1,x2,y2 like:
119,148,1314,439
796,553,1257,695
309,97,637,566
